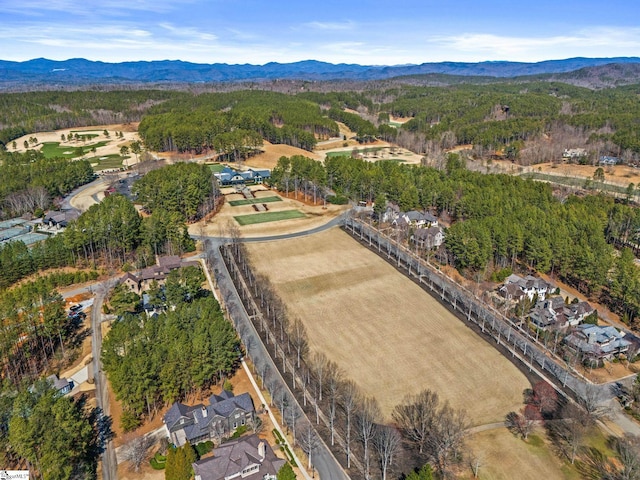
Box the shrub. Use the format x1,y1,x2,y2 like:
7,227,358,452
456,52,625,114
195,441,214,458
150,452,167,470
490,267,512,283
120,410,142,432
231,425,248,439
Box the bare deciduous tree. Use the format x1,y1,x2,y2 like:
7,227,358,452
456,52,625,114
428,402,469,477
289,317,308,368
374,425,402,480
325,360,343,446
392,389,439,454
120,434,155,472
357,396,382,480
340,379,361,468
298,420,320,471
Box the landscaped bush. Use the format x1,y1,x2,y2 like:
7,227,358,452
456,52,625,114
230,425,248,439
150,452,167,470
195,440,214,458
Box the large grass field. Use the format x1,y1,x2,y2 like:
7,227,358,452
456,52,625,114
234,210,305,225
245,228,529,425
228,196,282,207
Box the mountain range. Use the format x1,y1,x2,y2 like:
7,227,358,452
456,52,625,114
1,57,640,88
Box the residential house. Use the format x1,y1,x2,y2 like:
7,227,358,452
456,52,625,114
381,204,401,223
43,210,79,229
503,274,551,301
118,255,200,295
394,210,438,228
562,148,587,160
528,297,595,331
411,226,445,250
46,374,73,395
599,156,620,166
164,390,256,447
564,324,631,362
193,434,285,480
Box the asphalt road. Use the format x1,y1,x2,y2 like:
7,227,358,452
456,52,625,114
91,281,118,480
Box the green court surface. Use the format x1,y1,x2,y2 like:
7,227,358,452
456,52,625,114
234,210,305,225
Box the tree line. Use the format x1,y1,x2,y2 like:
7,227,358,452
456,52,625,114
218,240,469,479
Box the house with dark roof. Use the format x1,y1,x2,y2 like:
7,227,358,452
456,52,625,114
43,210,79,229
528,297,596,331
118,255,200,295
193,434,284,480
46,374,73,395
214,167,271,186
164,390,256,447
564,324,631,363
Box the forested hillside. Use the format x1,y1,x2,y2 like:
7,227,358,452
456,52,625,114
0,90,178,148
138,90,338,154
0,150,95,217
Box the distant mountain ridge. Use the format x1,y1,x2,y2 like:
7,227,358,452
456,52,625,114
1,57,640,87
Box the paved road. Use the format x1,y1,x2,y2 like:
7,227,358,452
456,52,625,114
91,281,118,480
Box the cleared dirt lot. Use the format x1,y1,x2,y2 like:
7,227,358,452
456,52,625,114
245,228,529,426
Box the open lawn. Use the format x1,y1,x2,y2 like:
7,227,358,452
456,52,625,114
466,427,578,480
245,228,529,425
234,210,305,226
90,154,125,171
228,196,282,207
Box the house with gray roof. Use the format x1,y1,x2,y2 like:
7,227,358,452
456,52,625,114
164,390,256,447
528,297,595,331
193,434,284,480
411,226,445,250
564,324,631,363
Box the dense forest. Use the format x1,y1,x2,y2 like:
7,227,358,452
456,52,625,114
0,150,95,218
102,275,239,430
138,90,338,154
0,379,110,478
132,162,221,222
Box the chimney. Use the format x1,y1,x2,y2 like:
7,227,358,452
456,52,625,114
588,332,597,345
258,441,266,461
202,406,208,418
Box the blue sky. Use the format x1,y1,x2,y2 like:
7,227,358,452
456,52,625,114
1,0,638,65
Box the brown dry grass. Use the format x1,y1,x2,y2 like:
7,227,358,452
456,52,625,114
245,228,530,425
243,141,323,170
465,427,572,480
